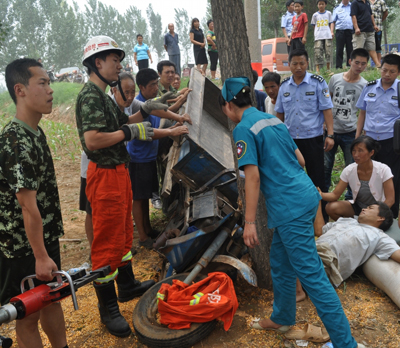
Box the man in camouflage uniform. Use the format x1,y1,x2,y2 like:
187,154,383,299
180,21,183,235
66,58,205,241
76,35,187,337
0,58,68,348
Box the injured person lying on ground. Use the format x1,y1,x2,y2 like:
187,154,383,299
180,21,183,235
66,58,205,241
297,202,400,299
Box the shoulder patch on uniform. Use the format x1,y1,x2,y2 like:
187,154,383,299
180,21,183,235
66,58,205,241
367,80,377,86
281,77,290,85
236,140,247,160
311,74,325,83
322,88,330,98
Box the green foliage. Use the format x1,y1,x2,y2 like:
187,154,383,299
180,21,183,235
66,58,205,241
0,83,82,161
261,0,285,39
174,8,192,65
202,0,213,32
387,7,400,46
316,67,381,83
0,0,148,72
146,4,165,62
0,82,83,115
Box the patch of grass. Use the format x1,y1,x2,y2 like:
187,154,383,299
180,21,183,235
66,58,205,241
51,82,84,106
0,82,84,116
0,113,81,162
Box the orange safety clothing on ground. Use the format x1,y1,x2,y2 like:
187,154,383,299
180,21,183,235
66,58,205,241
86,162,133,278
157,272,238,330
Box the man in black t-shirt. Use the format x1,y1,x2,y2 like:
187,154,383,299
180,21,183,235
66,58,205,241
351,0,381,67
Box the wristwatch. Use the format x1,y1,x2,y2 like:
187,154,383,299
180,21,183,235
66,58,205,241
326,134,334,139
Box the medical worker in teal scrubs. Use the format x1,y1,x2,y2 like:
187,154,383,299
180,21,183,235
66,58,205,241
219,76,363,348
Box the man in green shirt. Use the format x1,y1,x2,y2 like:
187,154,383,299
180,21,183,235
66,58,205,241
0,58,67,348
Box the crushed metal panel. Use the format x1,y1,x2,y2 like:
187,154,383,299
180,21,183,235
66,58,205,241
184,69,235,170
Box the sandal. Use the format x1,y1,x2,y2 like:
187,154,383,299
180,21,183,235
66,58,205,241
285,323,330,343
250,318,290,333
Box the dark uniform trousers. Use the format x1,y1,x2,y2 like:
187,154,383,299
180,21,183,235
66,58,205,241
375,138,400,219
335,29,353,69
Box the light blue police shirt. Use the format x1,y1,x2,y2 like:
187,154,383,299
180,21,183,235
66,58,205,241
281,11,296,36
233,107,321,228
332,2,353,30
356,78,400,141
275,72,333,139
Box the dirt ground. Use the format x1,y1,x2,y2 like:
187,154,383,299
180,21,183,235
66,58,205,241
1,112,400,348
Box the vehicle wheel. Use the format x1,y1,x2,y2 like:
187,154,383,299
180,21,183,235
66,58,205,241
132,273,217,348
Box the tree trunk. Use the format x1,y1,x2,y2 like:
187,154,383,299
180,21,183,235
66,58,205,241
211,0,274,289
244,0,261,63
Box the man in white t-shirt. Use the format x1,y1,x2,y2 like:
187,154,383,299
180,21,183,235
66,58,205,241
311,0,333,72
324,48,369,195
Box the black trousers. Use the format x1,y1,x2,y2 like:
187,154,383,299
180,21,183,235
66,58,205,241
294,136,328,221
290,38,305,51
374,137,400,219
335,29,353,69
138,59,149,70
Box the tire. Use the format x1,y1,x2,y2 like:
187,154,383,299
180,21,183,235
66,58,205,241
132,273,217,348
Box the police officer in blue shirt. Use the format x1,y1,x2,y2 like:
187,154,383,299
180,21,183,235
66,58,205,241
356,54,400,218
219,76,361,348
281,0,296,54
331,0,354,68
275,48,334,192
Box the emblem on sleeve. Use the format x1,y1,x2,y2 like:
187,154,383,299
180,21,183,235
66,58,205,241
236,140,247,160
322,88,330,98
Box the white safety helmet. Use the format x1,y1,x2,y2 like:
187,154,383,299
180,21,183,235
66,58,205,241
82,35,125,67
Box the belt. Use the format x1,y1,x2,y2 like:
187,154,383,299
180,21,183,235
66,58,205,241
96,163,128,169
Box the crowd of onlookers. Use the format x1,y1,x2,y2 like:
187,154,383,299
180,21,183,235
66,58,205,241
281,0,388,71
133,18,219,80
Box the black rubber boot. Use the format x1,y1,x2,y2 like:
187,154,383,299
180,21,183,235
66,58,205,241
116,261,155,302
93,281,132,337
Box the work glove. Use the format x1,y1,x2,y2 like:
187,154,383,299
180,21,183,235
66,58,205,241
121,121,154,142
141,91,178,116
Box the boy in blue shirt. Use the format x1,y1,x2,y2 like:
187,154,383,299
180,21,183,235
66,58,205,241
128,68,190,248
219,77,364,348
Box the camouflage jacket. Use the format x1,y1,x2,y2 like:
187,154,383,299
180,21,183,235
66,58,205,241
75,81,130,165
158,81,177,96
0,118,64,259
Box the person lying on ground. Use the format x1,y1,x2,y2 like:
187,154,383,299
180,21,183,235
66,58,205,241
296,202,399,299
319,135,394,221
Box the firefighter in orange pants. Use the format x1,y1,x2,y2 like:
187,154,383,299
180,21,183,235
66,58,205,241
75,36,182,337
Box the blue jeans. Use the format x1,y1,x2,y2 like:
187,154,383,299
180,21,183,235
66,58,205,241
270,204,357,348
324,131,355,199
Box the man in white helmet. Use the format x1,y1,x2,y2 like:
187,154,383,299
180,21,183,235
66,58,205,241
75,36,189,337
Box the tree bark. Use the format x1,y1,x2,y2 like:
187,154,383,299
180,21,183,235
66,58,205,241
244,0,261,63
211,0,274,289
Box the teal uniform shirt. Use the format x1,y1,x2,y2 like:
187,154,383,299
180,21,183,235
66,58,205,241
233,107,320,228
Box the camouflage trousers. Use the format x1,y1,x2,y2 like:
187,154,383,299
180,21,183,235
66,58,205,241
314,39,332,66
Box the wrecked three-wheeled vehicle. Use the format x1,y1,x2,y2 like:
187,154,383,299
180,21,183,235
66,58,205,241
132,69,257,348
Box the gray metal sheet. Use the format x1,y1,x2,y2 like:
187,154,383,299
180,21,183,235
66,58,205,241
185,69,234,170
